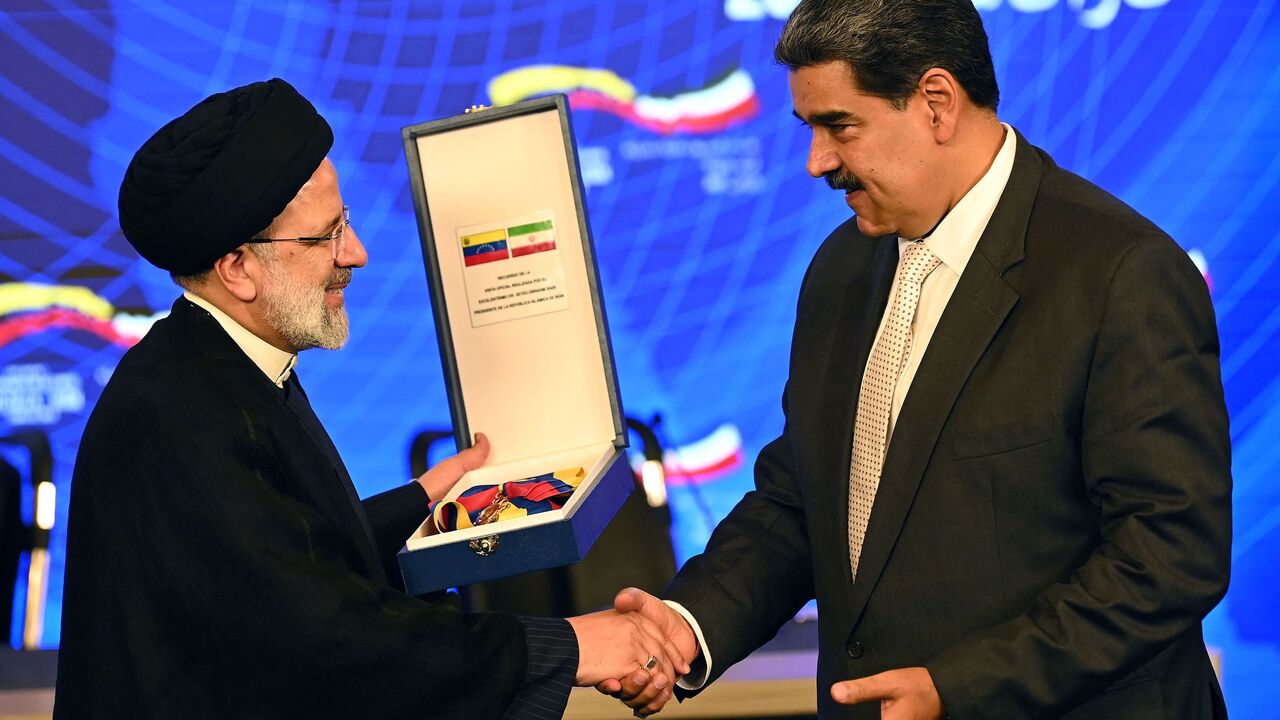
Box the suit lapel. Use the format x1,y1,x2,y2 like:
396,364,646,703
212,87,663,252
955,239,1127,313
844,133,1045,625
810,237,897,590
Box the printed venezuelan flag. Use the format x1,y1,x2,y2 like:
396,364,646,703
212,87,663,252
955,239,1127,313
460,228,510,267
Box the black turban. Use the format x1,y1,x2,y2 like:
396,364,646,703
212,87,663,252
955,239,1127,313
118,78,333,275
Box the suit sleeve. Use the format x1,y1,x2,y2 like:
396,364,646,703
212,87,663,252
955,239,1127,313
663,387,817,692
503,617,579,720
362,481,430,584
927,239,1232,717
662,244,845,694
126,402,571,720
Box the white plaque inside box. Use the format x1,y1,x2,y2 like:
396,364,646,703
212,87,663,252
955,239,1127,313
399,95,631,595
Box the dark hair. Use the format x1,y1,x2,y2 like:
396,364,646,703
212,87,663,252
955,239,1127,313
775,0,1000,111
170,269,211,290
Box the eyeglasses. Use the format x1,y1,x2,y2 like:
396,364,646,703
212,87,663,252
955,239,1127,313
246,206,350,259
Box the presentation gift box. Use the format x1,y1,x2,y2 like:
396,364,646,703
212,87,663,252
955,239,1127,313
398,95,632,595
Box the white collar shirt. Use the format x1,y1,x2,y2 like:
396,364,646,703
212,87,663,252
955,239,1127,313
183,290,297,388
876,122,1018,438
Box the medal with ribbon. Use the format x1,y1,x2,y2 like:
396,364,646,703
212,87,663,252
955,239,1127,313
427,467,586,534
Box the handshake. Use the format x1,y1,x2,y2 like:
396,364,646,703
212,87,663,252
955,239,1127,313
566,587,699,717
424,439,695,716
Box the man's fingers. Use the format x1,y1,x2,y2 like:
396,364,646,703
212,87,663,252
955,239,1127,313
615,588,692,675
417,433,491,501
635,687,672,717
596,679,622,696
630,609,690,676
456,432,490,471
830,672,894,705
615,669,648,698
623,680,666,710
435,433,490,476
626,614,683,678
662,635,690,676
831,668,943,718
618,668,666,708
617,620,672,703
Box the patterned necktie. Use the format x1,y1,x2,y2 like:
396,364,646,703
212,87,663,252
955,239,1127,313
848,241,941,582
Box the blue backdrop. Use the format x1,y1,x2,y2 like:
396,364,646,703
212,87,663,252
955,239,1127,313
2,0,1277,714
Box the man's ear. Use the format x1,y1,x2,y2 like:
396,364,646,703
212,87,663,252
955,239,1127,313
919,68,962,143
211,247,261,303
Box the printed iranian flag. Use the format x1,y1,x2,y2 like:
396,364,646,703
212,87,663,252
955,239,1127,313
507,219,556,258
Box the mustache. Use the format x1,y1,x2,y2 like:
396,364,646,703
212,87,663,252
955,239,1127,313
327,267,353,287
824,170,864,193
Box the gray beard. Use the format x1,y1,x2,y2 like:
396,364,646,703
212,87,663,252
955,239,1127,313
261,263,350,351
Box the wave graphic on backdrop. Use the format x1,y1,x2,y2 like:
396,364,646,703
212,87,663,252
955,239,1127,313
0,284,162,350
631,423,745,486
724,0,1171,29
488,66,759,135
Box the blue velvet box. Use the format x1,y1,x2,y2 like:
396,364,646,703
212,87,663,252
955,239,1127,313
398,96,631,595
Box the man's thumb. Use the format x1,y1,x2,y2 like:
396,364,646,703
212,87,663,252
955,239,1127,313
613,586,650,615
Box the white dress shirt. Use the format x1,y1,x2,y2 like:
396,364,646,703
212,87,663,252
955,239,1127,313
183,291,297,387
672,124,1018,691
877,123,1016,436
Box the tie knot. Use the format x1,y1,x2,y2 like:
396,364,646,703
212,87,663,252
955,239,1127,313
901,241,941,284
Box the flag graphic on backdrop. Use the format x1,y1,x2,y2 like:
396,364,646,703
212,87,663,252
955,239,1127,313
488,66,759,135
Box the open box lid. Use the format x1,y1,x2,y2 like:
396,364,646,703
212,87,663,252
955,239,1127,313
402,95,626,465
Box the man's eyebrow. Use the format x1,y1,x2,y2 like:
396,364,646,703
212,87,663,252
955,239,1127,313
308,210,343,237
795,109,860,125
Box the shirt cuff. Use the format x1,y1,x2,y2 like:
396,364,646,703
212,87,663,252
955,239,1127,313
663,600,712,691
503,616,577,720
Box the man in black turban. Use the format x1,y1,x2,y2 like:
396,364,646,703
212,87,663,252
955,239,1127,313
56,79,684,719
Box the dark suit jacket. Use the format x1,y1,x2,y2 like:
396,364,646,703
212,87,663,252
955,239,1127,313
666,131,1231,719
56,297,574,719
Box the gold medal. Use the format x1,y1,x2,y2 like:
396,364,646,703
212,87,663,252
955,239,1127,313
475,486,511,526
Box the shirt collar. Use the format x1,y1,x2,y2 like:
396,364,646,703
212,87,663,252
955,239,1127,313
900,122,1018,274
183,291,297,388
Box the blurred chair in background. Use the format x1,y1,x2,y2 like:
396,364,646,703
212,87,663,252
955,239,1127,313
0,431,54,650
0,456,21,645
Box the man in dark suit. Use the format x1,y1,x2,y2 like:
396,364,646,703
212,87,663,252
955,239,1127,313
56,78,684,719
607,1,1232,717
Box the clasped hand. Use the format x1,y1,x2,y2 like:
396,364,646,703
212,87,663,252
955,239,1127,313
575,588,943,720
421,444,697,716
570,588,699,717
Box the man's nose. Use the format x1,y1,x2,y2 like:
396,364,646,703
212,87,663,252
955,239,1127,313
337,225,368,268
806,133,841,179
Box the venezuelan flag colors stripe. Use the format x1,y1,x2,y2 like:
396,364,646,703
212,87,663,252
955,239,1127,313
489,65,635,107
460,228,508,248
0,282,164,350
0,283,114,320
462,247,510,267
487,66,759,135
